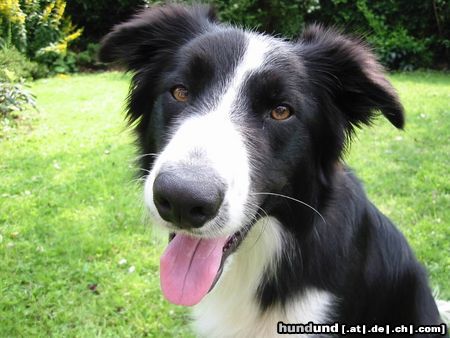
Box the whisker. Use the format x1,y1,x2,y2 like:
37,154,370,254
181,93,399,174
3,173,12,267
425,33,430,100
138,167,152,174
129,174,148,185
243,201,271,251
250,192,327,224
130,177,146,184
134,153,159,160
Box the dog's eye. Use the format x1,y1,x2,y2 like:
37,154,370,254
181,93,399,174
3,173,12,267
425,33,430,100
270,105,292,121
171,85,189,102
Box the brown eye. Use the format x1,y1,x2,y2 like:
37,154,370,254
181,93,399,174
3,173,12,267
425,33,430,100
270,105,292,121
171,85,189,102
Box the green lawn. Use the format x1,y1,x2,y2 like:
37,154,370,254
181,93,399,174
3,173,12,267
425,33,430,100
0,71,449,336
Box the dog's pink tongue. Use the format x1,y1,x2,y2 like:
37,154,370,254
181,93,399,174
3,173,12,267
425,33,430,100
160,234,227,306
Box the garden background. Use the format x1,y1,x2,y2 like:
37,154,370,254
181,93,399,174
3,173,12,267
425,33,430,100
1,0,449,336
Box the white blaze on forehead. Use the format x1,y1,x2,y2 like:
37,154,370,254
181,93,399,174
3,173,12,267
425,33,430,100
145,33,274,236
212,33,272,117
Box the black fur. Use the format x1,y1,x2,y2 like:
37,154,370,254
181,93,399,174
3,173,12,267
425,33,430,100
99,4,446,336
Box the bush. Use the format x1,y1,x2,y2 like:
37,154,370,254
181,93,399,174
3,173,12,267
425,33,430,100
0,46,39,132
0,45,47,80
350,0,432,70
73,43,105,70
211,0,448,70
35,48,78,74
214,0,310,38
368,28,432,71
0,0,82,75
0,71,37,119
305,0,448,70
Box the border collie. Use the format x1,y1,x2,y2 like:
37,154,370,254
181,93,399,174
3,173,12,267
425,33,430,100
99,4,448,337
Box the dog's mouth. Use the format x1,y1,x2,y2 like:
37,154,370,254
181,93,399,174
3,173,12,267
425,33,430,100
159,227,250,306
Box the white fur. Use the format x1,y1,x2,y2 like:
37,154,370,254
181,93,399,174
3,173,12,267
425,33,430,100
436,299,450,323
212,33,270,118
144,33,275,238
192,217,335,337
144,110,251,237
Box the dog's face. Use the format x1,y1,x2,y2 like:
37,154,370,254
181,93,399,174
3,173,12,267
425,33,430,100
99,5,403,306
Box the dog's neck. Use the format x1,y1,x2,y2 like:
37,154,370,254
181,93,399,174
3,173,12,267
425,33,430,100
192,217,334,337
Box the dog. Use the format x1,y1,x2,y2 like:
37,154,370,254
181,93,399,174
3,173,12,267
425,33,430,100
99,4,448,337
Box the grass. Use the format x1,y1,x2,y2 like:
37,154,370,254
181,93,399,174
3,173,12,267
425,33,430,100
0,71,448,336
347,72,449,296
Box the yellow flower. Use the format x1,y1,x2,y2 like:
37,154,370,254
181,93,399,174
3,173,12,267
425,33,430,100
42,2,55,22
54,0,66,23
0,0,25,24
65,28,83,43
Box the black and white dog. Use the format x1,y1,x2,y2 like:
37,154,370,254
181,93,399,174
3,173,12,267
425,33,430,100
99,5,448,337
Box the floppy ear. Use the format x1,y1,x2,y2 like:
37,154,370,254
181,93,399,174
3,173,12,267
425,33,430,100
99,5,216,174
299,24,404,130
98,4,216,71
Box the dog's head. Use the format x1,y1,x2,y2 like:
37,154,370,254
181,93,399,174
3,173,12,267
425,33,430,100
99,5,404,306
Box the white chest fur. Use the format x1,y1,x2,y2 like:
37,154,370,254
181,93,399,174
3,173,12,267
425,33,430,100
192,217,334,337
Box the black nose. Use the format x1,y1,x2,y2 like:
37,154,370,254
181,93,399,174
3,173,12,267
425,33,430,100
153,166,225,229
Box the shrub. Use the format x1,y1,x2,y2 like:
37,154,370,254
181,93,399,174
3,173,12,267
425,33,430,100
0,45,46,80
353,0,432,70
212,0,447,70
305,0,447,70
0,0,82,74
0,0,26,48
75,43,102,69
0,70,37,119
214,0,314,38
367,28,432,71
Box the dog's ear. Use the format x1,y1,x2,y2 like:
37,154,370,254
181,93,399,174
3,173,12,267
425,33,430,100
98,4,216,71
299,24,404,130
99,5,216,174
